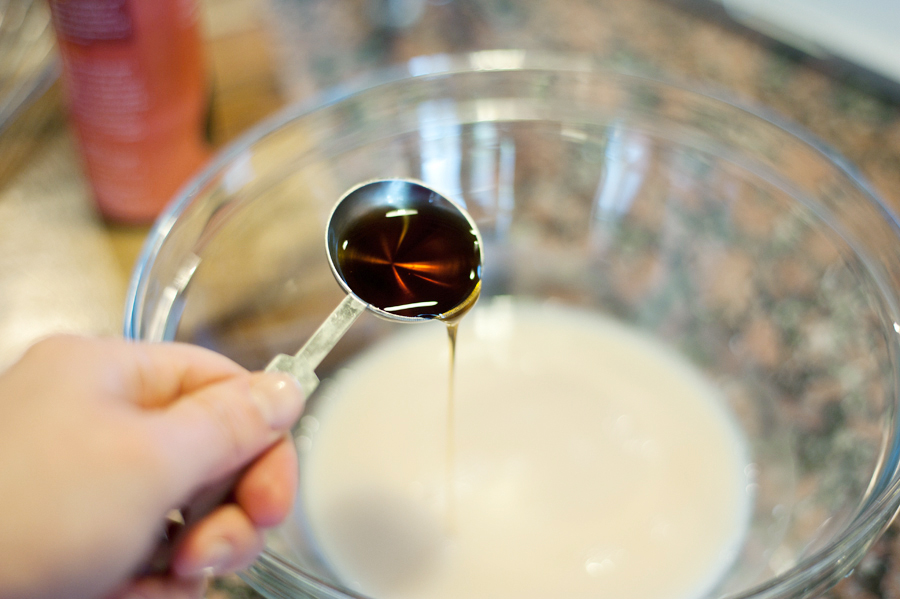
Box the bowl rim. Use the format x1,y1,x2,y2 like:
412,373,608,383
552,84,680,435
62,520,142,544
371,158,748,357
123,50,900,599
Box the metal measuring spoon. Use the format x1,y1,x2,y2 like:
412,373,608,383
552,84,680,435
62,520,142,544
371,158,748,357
265,178,483,394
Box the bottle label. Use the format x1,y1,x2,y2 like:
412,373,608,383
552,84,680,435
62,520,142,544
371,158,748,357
49,0,133,44
62,53,149,139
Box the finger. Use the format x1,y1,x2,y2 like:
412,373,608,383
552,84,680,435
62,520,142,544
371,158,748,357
118,341,249,409
171,504,265,578
235,435,299,528
105,574,206,599
152,372,305,496
20,335,248,410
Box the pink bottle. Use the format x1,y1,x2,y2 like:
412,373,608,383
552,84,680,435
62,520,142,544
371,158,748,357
49,0,211,223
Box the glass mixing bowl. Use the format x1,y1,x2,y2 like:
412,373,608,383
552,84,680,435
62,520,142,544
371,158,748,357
125,52,900,599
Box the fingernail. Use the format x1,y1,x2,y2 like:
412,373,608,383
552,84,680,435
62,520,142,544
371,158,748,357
250,372,304,430
199,539,233,574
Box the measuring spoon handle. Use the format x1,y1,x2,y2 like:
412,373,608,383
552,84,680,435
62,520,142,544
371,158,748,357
265,293,367,395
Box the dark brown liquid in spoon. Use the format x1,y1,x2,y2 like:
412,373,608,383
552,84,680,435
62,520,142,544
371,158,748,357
334,201,481,531
333,203,481,320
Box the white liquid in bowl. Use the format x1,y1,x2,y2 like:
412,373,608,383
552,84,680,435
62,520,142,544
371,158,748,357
298,299,752,599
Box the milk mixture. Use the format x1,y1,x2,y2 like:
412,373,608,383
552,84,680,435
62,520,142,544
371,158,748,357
298,299,751,599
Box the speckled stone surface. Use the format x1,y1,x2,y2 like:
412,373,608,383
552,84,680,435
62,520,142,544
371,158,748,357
265,0,900,219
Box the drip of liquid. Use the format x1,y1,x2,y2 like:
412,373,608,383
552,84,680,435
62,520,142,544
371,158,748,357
444,321,460,532
333,198,481,530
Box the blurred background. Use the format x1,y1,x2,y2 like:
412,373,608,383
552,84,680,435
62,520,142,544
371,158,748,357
1,0,899,596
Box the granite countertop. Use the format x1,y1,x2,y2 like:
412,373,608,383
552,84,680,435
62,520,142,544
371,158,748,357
2,0,900,597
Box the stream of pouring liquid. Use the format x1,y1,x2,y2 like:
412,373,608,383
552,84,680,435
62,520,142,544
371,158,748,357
443,320,460,533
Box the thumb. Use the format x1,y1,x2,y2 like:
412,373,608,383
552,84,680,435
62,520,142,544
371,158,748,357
152,371,305,500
